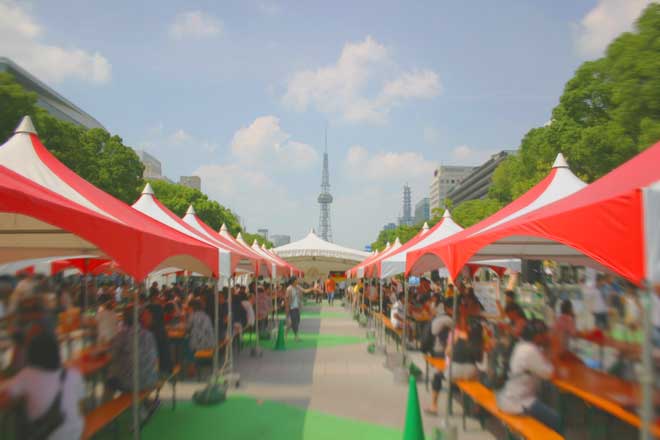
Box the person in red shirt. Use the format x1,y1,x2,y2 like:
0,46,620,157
325,278,336,306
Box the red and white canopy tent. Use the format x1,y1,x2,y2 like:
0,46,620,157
181,206,271,277
406,154,587,277
363,237,402,278
0,255,107,276
132,184,256,278
0,116,222,440
234,232,288,277
347,249,381,279
0,116,219,280
407,144,660,438
260,243,304,278
379,213,520,280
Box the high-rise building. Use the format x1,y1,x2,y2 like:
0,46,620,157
399,184,413,226
429,165,475,214
137,150,162,180
414,197,430,224
446,151,514,205
271,234,291,247
317,130,333,242
0,57,105,130
179,175,201,191
257,229,269,240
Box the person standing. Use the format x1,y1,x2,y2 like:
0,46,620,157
285,278,311,341
325,277,336,306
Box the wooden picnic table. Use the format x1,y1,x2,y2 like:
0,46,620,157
553,357,660,437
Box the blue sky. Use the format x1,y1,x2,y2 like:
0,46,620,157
0,0,651,248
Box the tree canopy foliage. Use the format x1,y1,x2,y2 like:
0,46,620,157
490,3,660,203
0,72,144,203
1,72,271,247
371,4,660,247
147,180,271,247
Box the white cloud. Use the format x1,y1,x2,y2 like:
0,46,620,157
345,145,436,181
283,36,441,124
573,0,651,58
258,2,281,15
423,127,441,145
230,116,317,170
452,145,495,165
140,124,218,158
0,1,111,84
169,10,222,40
194,162,306,233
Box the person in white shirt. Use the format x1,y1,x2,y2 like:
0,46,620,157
96,294,118,344
497,319,561,435
390,292,405,329
581,276,608,329
0,332,85,440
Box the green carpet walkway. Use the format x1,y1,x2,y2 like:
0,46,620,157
143,396,401,440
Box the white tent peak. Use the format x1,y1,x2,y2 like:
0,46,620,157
422,222,429,232
14,116,37,135
385,241,391,248
552,153,569,169
219,223,228,233
185,205,196,215
442,209,452,219
394,237,402,246
141,183,154,195
236,232,244,241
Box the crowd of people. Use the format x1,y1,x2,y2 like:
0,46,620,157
0,274,299,439
347,272,658,435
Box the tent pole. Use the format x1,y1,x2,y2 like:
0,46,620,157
82,258,89,313
445,274,461,420
213,277,219,378
227,277,234,372
255,274,260,352
402,278,408,361
132,283,139,440
640,281,653,440
379,277,383,346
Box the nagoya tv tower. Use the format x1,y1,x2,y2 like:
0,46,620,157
317,128,333,242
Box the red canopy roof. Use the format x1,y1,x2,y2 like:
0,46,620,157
0,117,218,280
408,144,660,285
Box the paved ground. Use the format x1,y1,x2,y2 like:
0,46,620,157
159,302,495,439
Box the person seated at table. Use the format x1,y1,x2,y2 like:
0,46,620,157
496,319,562,435
185,299,215,376
552,299,577,358
96,293,118,344
390,292,414,340
496,290,517,318
444,283,455,299
232,286,248,333
500,303,528,339
0,332,85,440
425,318,484,415
104,306,159,402
457,287,484,330
145,293,173,374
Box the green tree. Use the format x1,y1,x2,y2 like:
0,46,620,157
489,3,660,204
147,179,271,247
452,198,503,228
0,72,145,204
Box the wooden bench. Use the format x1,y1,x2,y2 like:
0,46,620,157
194,338,232,381
82,365,181,439
455,380,564,440
423,354,446,391
379,315,403,349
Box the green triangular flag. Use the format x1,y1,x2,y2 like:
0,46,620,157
403,375,425,440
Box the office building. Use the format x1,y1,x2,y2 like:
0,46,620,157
0,57,105,130
179,175,201,191
414,197,430,224
137,150,163,180
270,234,291,247
446,150,514,205
398,184,413,226
429,165,475,214
257,229,269,240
